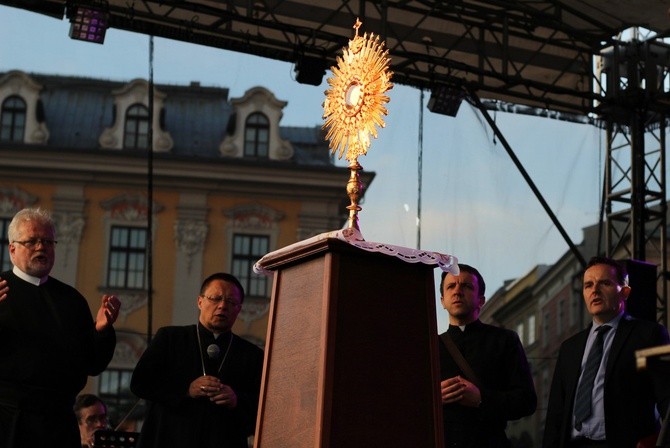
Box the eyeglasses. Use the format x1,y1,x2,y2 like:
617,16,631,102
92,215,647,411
12,238,58,249
200,295,241,307
83,414,109,427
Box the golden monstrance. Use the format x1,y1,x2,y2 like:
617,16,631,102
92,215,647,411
322,18,393,232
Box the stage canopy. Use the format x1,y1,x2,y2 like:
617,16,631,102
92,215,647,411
5,1,670,115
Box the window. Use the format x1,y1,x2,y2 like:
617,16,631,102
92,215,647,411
99,368,135,426
515,322,524,344
0,217,11,271
232,234,269,297
107,226,146,289
1,96,26,142
570,292,580,326
527,314,536,345
542,311,550,347
124,104,149,149
557,299,565,336
243,112,269,157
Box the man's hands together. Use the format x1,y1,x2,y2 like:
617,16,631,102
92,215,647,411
440,375,482,408
189,375,238,409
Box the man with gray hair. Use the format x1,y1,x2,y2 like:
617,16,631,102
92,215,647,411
0,207,121,448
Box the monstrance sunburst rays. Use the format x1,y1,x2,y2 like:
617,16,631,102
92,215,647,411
322,18,393,231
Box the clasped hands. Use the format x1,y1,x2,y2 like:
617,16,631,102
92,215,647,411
189,375,237,409
440,375,481,408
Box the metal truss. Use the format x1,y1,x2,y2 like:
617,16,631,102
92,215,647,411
600,37,670,324
7,0,670,115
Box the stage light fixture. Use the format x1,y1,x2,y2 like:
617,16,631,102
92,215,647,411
295,56,328,86
427,86,465,117
68,1,109,44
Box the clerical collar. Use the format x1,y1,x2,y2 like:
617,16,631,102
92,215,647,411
198,322,229,340
13,265,48,286
449,319,481,332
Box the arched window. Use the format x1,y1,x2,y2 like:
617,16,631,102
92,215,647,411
124,104,149,149
0,96,26,142
244,112,269,157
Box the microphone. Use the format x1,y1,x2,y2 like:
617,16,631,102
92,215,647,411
206,344,220,360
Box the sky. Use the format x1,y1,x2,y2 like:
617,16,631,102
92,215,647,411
0,5,606,332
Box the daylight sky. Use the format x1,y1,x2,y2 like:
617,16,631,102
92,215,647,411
0,5,607,332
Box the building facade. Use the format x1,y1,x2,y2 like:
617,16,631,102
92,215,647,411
0,70,374,421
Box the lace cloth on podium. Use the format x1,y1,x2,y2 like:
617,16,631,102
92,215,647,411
253,228,459,276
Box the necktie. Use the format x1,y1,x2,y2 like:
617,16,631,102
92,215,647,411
574,325,611,430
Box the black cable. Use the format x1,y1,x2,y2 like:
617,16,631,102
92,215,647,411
417,88,424,250
146,35,154,344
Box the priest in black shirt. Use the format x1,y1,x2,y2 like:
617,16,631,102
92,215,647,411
130,272,264,448
0,207,120,448
439,264,537,448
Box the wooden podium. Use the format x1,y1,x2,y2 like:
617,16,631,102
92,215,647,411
254,236,444,448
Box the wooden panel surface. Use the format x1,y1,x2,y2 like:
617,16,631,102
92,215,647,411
255,239,443,448
256,256,328,447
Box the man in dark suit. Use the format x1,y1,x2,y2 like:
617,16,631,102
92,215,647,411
543,256,670,448
130,272,264,448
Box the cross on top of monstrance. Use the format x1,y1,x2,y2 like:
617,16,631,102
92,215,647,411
322,18,393,232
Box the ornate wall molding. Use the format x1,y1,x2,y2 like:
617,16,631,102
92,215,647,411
238,297,270,326
51,211,85,269
0,187,37,215
223,203,284,230
108,332,148,369
100,193,164,221
174,219,208,273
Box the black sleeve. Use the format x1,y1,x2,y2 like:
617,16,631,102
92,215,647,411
130,327,196,408
479,330,537,422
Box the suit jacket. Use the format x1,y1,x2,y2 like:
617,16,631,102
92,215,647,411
543,314,670,448
130,325,264,448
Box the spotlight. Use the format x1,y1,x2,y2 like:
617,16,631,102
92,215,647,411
295,56,328,86
68,1,109,44
427,86,465,117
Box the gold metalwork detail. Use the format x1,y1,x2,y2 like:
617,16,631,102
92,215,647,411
322,18,393,230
